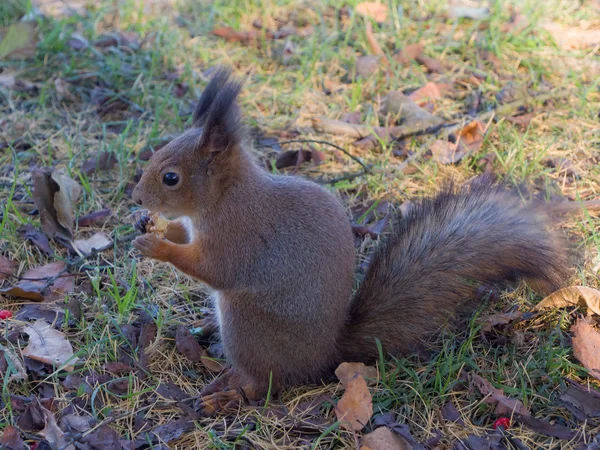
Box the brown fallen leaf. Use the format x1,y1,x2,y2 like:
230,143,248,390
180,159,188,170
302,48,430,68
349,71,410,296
415,55,444,73
73,231,112,256
516,415,578,440
104,361,135,375
22,319,75,371
77,208,112,227
381,92,445,128
40,406,75,450
355,2,388,22
0,22,37,59
542,22,600,50
394,43,424,64
82,425,120,449
211,26,262,45
560,381,600,420
341,112,362,125
506,112,534,128
408,82,452,106
32,168,82,241
469,373,530,416
0,345,27,384
335,362,378,387
536,286,600,316
355,55,381,78
362,426,411,450
431,120,485,164
0,255,17,283
175,325,222,372
81,151,117,176
336,374,373,431
0,261,74,302
371,412,426,449
18,223,53,256
0,425,27,450
571,316,600,380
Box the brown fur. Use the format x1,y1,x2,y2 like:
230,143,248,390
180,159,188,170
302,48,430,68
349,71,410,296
132,69,570,401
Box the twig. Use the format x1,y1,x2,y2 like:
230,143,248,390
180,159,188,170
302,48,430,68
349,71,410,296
255,138,370,174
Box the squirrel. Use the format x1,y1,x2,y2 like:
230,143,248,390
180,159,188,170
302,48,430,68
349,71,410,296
131,68,580,414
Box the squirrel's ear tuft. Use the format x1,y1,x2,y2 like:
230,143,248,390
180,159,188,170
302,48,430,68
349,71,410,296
197,75,244,154
192,67,231,128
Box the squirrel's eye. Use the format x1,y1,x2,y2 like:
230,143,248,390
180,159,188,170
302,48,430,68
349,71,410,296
163,172,179,186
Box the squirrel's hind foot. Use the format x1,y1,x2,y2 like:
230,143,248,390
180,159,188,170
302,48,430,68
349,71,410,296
197,368,263,415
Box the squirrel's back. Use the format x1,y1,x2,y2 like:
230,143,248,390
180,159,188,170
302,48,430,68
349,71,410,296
339,175,569,363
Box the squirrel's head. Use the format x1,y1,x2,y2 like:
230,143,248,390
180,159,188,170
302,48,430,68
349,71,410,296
132,67,245,217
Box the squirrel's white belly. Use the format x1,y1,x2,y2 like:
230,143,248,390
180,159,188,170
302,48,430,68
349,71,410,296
211,291,223,331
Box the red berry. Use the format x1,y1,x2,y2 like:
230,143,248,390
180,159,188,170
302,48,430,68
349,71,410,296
30,443,39,450
493,417,511,430
0,310,13,320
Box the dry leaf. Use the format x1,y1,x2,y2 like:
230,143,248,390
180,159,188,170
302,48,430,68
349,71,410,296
535,286,600,316
0,255,17,283
335,362,378,387
542,23,600,50
73,232,112,256
355,55,381,77
32,168,82,241
381,92,444,128
362,426,412,450
81,425,120,448
480,311,523,332
77,208,112,227
469,373,530,416
415,55,444,73
1,425,27,450
18,224,53,256
408,82,452,105
431,120,485,164
516,415,578,440
0,346,27,384
560,381,600,420
0,22,37,59
40,406,75,450
394,43,424,64
506,113,534,128
336,375,373,431
22,319,75,371
355,2,389,22
0,261,73,302
175,325,222,372
571,316,600,380
211,26,261,45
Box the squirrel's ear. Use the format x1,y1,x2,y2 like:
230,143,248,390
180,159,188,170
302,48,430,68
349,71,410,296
196,78,243,155
192,67,231,128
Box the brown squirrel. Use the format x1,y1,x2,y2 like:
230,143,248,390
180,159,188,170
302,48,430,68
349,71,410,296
132,68,572,414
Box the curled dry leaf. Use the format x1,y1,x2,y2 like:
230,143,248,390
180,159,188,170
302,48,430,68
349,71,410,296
335,375,373,431
469,373,530,417
362,426,411,450
355,2,389,22
18,224,53,256
571,316,600,380
541,23,600,50
32,168,82,241
431,120,485,164
0,261,74,302
175,325,222,372
535,286,600,316
73,231,112,256
480,311,523,332
22,319,75,371
40,406,75,450
335,362,378,387
0,255,17,283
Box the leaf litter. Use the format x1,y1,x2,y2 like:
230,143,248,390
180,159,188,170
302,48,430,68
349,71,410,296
0,261,74,302
571,316,600,380
22,319,75,371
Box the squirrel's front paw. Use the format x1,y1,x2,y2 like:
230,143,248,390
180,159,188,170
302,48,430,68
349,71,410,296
132,233,170,261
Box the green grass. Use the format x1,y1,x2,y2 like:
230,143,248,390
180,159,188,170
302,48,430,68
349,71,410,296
1,0,599,448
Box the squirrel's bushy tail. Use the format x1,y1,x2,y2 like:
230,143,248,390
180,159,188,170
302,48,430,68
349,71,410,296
339,175,569,363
